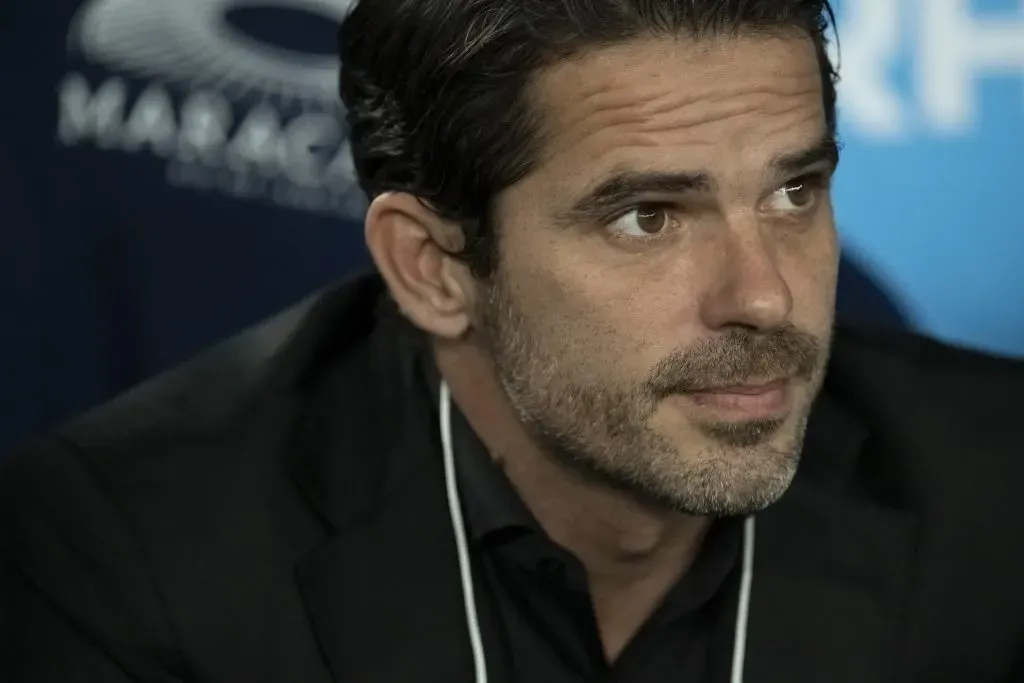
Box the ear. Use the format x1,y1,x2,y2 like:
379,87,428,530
365,192,475,338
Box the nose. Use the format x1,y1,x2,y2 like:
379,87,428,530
699,224,793,332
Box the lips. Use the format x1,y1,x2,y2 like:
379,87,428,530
682,378,792,417
694,379,790,395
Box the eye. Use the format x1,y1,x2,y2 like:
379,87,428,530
766,177,822,214
607,205,675,239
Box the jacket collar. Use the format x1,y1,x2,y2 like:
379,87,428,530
287,276,476,681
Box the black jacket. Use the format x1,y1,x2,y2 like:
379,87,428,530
2,272,1023,682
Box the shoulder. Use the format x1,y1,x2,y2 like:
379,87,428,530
0,277,361,520
0,275,388,639
830,324,1024,437
2,272,386,485
0,295,303,639
832,323,1023,378
822,325,1024,520
0,289,317,515
826,331,1024,664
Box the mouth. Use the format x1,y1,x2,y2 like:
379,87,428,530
678,378,793,419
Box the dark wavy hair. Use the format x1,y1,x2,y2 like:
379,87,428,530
339,0,838,275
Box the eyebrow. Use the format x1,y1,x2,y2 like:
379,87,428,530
559,170,711,223
560,133,841,223
764,133,841,183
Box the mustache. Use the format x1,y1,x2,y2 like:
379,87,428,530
645,325,823,396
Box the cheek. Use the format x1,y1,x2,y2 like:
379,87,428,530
503,257,662,372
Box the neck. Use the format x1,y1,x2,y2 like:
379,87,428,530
434,339,711,658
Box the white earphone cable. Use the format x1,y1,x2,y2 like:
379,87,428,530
439,380,753,683
440,380,490,683
731,515,755,683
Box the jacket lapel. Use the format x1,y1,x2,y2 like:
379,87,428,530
290,306,477,683
745,389,917,683
295,466,475,683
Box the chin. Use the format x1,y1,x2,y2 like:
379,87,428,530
657,442,802,516
636,416,807,516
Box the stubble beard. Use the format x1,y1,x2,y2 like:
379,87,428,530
475,271,828,517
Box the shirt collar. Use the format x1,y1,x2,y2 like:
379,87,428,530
417,343,540,544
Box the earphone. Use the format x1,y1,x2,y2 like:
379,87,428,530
438,379,755,683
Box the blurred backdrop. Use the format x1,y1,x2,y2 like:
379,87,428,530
1,0,1021,451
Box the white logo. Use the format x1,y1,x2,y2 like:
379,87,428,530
56,0,365,218
71,0,347,106
831,0,1024,139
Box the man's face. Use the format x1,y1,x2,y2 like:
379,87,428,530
476,33,839,516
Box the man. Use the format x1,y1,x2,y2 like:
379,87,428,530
2,0,1023,681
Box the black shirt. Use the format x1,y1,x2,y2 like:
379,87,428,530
418,349,744,683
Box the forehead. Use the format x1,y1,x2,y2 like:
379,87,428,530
522,33,826,191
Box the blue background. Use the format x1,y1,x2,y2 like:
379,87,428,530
829,0,1024,357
